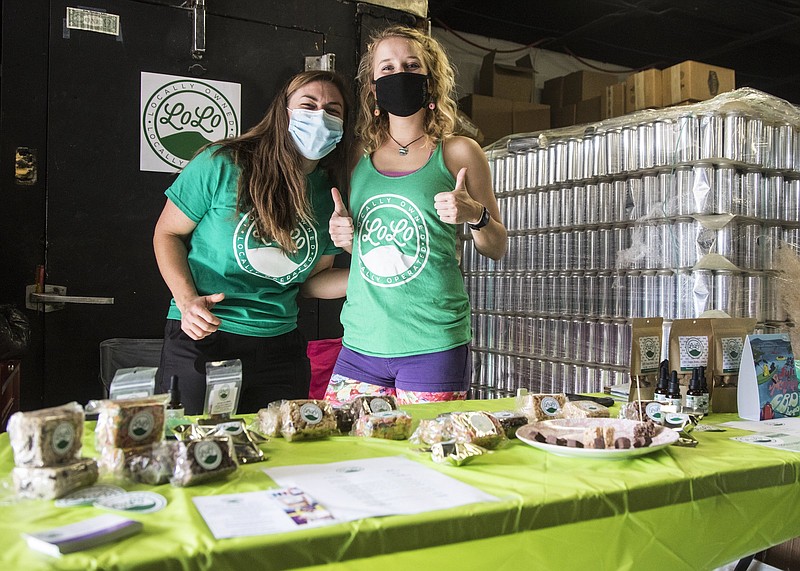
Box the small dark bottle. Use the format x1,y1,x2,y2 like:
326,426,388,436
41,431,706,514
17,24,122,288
165,375,186,438
667,370,682,409
654,366,670,403
699,366,710,414
685,367,705,413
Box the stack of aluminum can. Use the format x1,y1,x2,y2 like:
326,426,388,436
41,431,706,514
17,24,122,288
463,88,799,399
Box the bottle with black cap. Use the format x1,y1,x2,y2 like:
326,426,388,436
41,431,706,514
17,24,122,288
699,366,710,414
685,367,705,413
667,370,682,409
654,362,670,404
165,374,186,438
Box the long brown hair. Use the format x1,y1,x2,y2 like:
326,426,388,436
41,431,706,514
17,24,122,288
215,71,354,253
357,26,458,155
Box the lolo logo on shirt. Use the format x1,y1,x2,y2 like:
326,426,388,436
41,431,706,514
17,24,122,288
234,216,318,284
355,194,429,288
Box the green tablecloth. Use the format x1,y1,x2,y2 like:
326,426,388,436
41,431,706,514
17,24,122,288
1,399,799,571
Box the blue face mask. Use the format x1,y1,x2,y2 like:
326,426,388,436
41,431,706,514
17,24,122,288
287,108,344,160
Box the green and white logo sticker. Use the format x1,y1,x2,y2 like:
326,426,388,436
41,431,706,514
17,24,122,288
300,403,323,425
368,398,393,413
194,441,224,471
234,215,318,284
355,194,429,288
128,411,155,442
51,421,76,456
95,491,167,514
140,72,241,173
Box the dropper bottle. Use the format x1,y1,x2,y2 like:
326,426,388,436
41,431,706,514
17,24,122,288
686,367,704,413
165,375,186,438
666,370,682,409
654,364,669,403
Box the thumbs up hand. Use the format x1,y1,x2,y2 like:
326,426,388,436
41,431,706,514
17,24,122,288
329,187,354,251
434,167,484,225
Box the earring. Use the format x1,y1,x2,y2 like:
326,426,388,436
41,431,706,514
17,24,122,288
428,101,436,110
373,105,381,117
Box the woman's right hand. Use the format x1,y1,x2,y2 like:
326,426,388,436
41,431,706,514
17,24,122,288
329,187,354,252
178,293,225,340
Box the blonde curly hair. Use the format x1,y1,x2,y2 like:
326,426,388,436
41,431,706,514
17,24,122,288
356,25,458,154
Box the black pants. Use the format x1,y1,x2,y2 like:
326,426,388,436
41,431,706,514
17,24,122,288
157,320,311,415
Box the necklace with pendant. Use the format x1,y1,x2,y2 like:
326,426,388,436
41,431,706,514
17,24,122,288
387,132,425,156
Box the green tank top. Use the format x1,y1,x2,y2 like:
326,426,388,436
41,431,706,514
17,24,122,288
341,143,471,356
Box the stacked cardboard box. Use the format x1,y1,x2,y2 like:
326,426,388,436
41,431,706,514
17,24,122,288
458,52,550,145
542,61,735,128
542,70,620,127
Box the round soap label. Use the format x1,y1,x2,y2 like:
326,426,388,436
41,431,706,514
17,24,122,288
300,403,323,425
645,402,663,422
216,421,243,436
55,484,126,507
368,398,392,413
540,396,561,416
194,440,223,471
95,491,167,514
51,421,76,456
469,413,494,432
128,411,155,441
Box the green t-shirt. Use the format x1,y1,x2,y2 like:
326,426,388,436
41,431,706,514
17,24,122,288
165,146,341,337
340,143,472,356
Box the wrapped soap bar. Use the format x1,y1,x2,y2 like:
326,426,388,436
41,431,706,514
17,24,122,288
489,410,528,438
347,395,398,418
409,416,454,446
191,420,265,464
94,397,167,450
256,401,283,438
280,399,336,442
352,410,412,440
562,400,610,419
13,457,98,500
123,443,176,485
8,402,84,468
618,400,664,424
333,406,355,435
449,411,507,450
171,437,237,487
517,393,567,421
431,441,486,466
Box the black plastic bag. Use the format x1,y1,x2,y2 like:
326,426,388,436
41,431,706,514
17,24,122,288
0,305,31,360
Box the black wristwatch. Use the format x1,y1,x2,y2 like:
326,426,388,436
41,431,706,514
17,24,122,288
468,206,490,231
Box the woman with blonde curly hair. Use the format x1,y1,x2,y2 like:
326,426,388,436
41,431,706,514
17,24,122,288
324,25,507,405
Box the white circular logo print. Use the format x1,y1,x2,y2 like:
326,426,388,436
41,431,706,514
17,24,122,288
540,396,561,416
368,398,393,413
128,411,155,442
356,194,429,287
234,214,318,284
194,441,224,471
645,401,663,422
143,79,238,169
300,403,323,425
51,421,76,456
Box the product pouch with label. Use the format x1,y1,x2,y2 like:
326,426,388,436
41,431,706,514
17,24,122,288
668,318,713,398
8,402,84,468
109,367,157,401
737,333,800,421
204,360,242,421
629,317,663,402
709,318,757,413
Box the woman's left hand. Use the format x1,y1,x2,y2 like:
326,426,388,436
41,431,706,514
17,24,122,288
433,167,484,225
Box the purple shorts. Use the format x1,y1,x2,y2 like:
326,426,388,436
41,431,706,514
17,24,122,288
333,344,472,393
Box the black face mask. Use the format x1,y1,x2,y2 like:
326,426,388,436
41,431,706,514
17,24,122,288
374,72,429,117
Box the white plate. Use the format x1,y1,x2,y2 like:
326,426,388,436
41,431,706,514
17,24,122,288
516,418,679,459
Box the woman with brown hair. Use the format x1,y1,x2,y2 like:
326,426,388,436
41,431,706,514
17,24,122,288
153,70,354,414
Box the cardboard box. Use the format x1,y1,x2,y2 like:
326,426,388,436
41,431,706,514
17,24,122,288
575,97,602,124
562,70,619,105
602,83,626,119
662,60,736,105
478,52,535,103
541,76,564,107
551,104,576,128
513,101,550,133
626,69,663,111
458,94,513,144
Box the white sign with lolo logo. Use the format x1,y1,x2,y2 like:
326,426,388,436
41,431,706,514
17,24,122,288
140,72,241,173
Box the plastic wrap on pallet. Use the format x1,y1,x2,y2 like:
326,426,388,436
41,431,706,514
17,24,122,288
464,88,800,398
